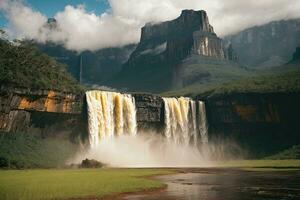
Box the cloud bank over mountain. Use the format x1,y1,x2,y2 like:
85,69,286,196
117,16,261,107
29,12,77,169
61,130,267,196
1,0,300,51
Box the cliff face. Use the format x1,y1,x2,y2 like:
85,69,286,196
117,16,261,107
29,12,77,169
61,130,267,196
133,94,164,130
0,86,84,135
128,10,228,67
0,88,164,134
224,19,300,68
203,93,300,157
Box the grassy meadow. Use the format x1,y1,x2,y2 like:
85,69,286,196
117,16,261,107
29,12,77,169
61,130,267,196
0,160,299,200
215,159,300,171
0,168,173,200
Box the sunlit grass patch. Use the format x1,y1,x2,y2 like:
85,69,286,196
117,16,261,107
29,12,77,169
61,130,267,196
0,168,173,200
215,159,300,171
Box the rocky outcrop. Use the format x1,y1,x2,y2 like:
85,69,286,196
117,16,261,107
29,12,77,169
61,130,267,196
133,94,164,129
203,92,300,157
0,86,84,134
0,86,82,114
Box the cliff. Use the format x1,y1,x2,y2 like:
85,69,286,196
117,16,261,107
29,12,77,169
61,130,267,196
128,9,228,67
0,86,84,134
224,19,300,68
133,93,164,130
1,86,299,157
203,92,300,157
0,88,164,134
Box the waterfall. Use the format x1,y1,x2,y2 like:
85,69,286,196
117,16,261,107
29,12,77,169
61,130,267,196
198,101,208,143
86,91,137,147
86,90,208,148
163,97,208,145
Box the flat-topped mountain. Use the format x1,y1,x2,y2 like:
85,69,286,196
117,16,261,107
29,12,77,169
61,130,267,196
127,10,233,68
109,10,239,92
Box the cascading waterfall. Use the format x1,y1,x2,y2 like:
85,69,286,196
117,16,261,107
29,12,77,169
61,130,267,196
81,91,212,167
86,90,208,149
198,101,208,143
163,97,208,145
86,91,137,147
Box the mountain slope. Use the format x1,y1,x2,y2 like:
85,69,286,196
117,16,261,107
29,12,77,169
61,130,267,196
0,38,80,92
35,42,136,84
163,59,300,98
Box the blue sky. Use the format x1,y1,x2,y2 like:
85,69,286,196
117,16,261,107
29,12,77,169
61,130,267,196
0,0,109,27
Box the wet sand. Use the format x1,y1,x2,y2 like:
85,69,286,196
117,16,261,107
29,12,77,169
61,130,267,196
121,168,300,200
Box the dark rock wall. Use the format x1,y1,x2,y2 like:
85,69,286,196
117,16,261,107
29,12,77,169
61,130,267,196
203,93,300,157
0,86,86,139
133,94,164,130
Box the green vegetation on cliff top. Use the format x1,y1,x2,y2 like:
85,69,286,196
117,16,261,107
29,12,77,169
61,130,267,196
0,35,81,92
163,62,300,97
265,145,300,160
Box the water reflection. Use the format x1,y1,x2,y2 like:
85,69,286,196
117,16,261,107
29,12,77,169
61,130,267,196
124,169,300,200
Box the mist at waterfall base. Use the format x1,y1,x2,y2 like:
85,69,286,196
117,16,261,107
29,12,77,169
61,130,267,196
71,91,244,168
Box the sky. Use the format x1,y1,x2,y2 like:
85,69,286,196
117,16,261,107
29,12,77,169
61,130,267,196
1,0,300,52
0,0,109,27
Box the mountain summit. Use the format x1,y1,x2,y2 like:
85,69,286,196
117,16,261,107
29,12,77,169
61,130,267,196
127,10,234,68
109,10,238,92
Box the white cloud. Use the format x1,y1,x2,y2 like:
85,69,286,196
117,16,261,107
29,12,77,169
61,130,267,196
1,0,300,51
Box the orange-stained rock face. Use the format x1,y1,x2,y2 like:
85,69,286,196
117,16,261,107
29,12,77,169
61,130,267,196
0,87,83,133
14,90,82,114
234,104,280,123
18,98,34,110
44,91,57,112
234,105,259,122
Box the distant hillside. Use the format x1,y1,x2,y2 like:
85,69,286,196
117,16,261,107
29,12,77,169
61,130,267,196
173,55,252,89
0,37,80,92
35,42,136,84
163,61,300,98
224,19,300,69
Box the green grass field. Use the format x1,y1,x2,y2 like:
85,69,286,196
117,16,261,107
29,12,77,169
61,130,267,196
1,160,300,200
0,168,172,200
215,159,300,171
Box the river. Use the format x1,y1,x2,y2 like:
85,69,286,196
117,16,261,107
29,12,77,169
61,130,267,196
123,168,300,200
